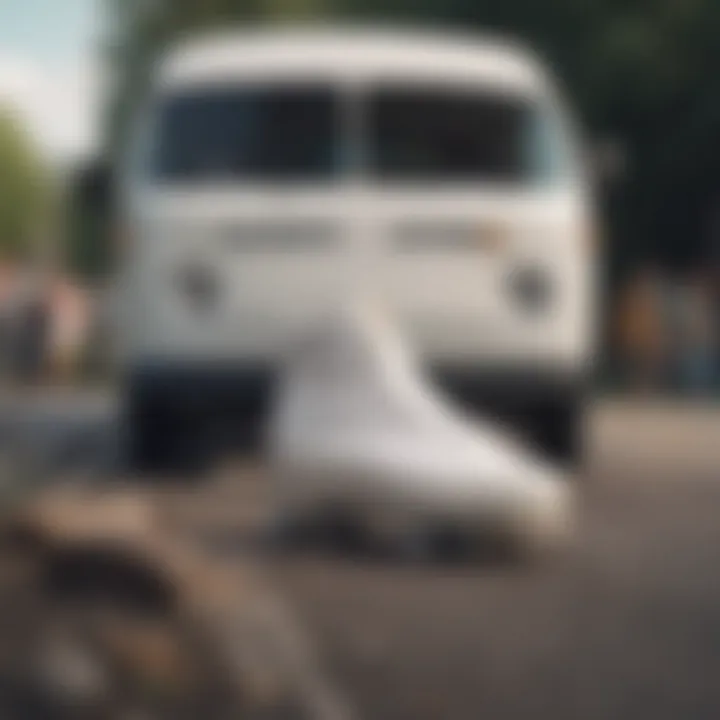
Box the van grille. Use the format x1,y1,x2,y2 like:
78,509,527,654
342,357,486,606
219,221,340,252
392,222,480,253
392,221,507,254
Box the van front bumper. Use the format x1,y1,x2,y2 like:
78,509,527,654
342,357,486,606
123,361,588,465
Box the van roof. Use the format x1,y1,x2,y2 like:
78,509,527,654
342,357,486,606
158,27,550,94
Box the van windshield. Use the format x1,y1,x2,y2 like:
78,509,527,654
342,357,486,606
149,85,573,185
151,86,342,180
368,87,572,184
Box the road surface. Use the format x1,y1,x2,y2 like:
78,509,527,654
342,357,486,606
2,394,720,720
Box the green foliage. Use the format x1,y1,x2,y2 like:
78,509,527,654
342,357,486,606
0,108,49,260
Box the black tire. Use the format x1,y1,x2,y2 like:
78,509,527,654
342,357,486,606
431,369,587,473
534,397,586,471
121,384,210,477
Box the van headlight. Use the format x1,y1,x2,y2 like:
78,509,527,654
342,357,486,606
508,265,553,313
174,261,220,312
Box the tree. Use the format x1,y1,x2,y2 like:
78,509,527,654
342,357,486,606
0,107,50,260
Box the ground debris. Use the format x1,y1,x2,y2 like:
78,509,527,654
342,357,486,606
0,479,352,720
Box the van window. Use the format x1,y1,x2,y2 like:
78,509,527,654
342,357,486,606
367,88,570,184
151,87,342,181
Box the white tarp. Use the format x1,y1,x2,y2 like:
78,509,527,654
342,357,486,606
267,303,573,556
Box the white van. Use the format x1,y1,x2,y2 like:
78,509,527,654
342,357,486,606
118,28,596,472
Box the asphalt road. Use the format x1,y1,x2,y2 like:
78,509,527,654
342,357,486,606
261,404,720,720
2,395,720,720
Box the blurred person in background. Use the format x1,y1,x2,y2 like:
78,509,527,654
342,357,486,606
613,265,669,392
670,269,717,395
5,267,51,386
47,274,91,384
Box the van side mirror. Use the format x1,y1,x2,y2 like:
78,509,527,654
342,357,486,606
67,159,116,278
75,160,114,216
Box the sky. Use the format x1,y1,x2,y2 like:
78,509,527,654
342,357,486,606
0,0,103,163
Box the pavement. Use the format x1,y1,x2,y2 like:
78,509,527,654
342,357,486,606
2,392,720,719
